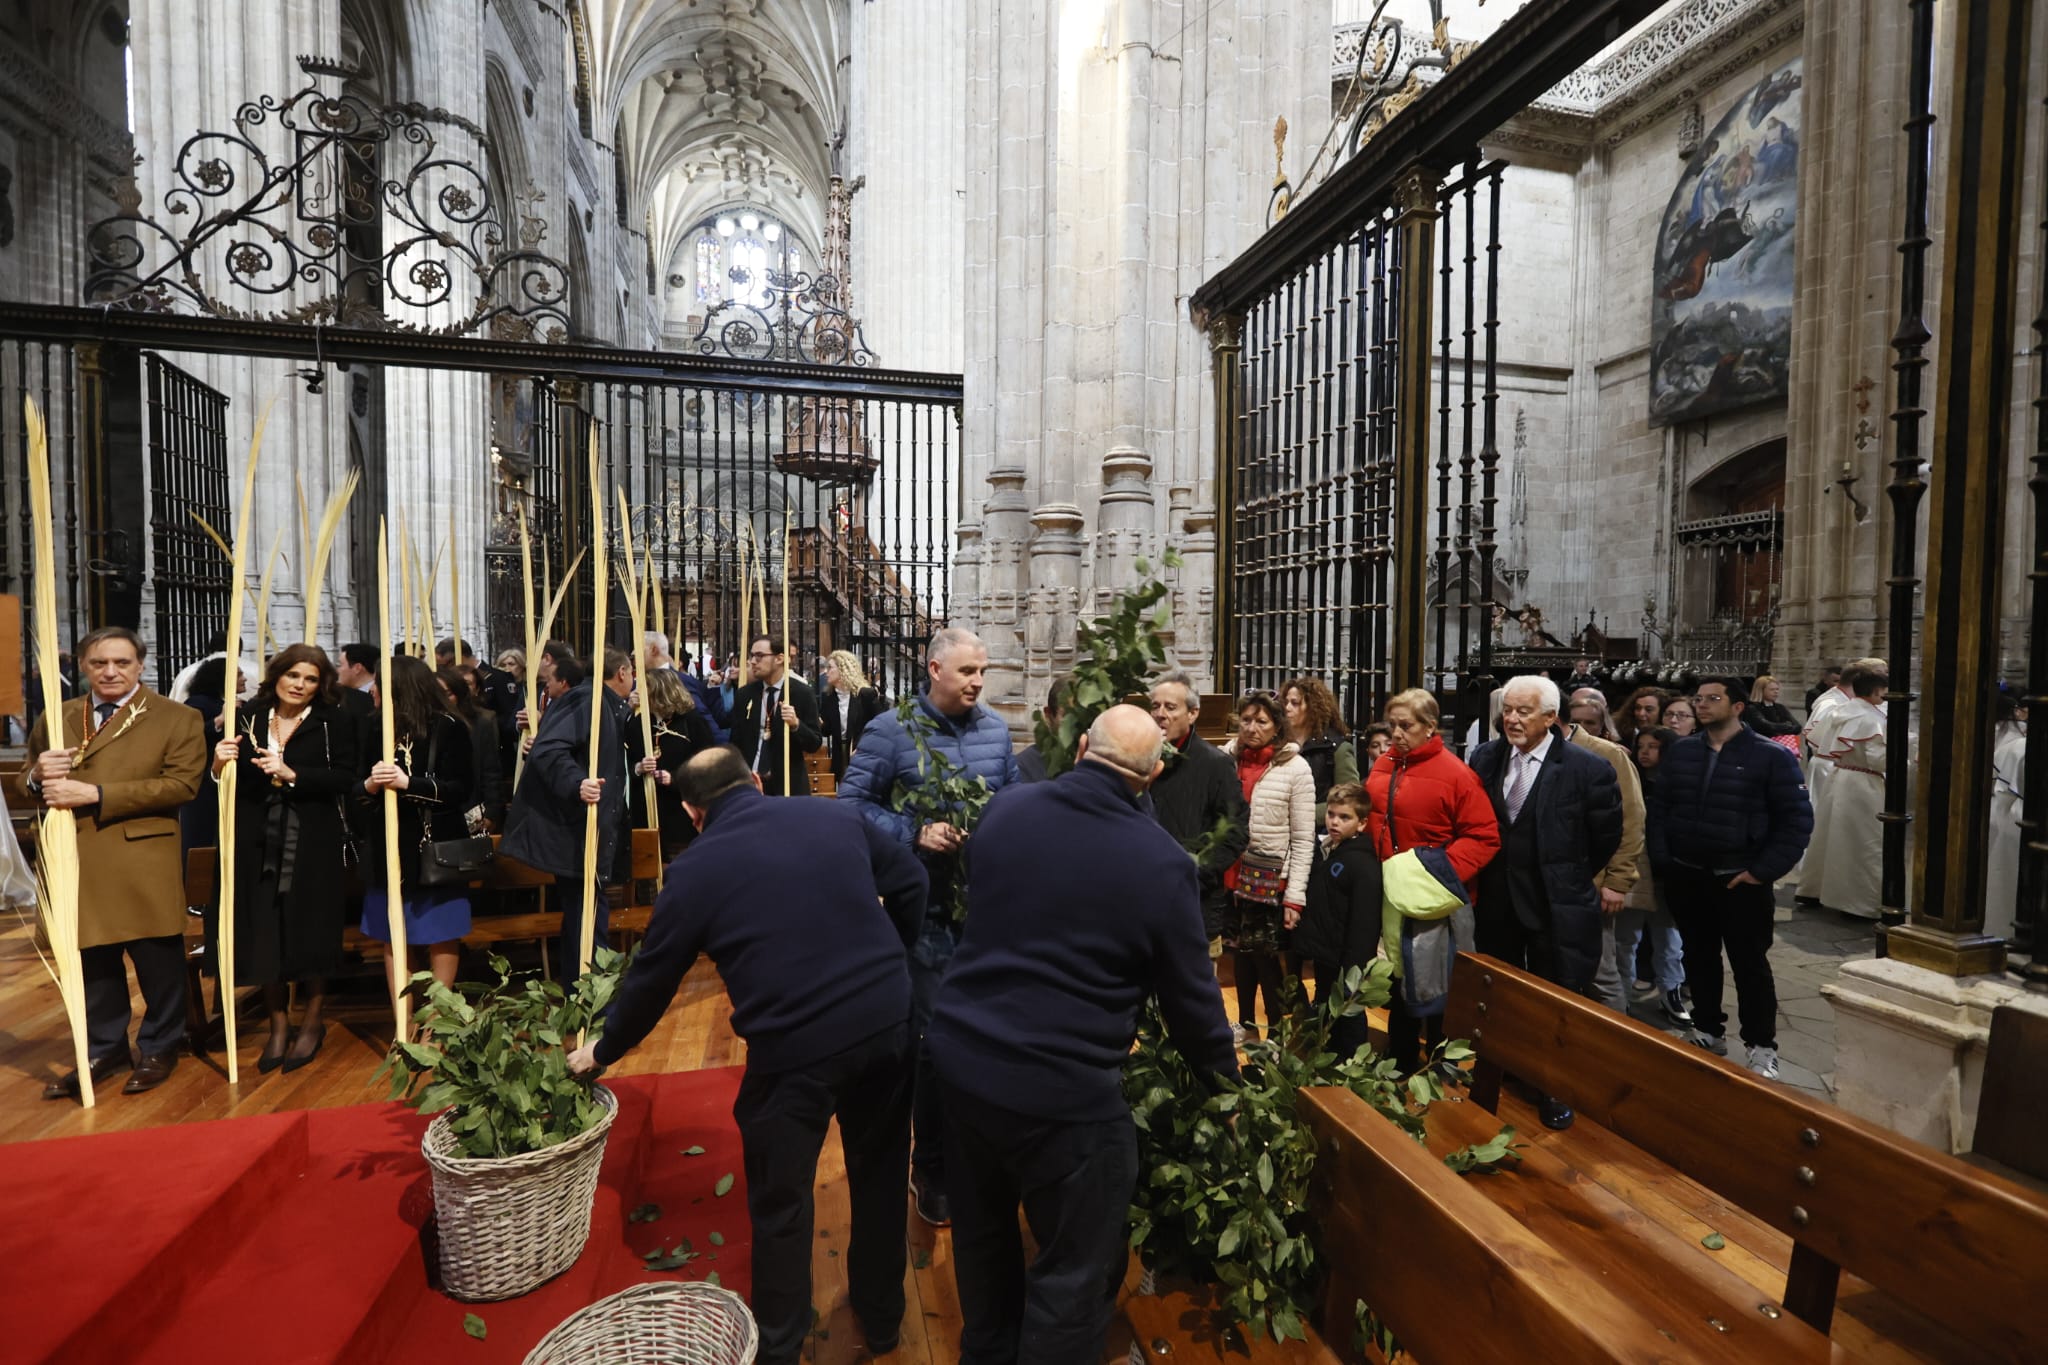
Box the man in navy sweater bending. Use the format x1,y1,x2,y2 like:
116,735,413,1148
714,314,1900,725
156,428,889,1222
927,705,1239,1365
568,746,928,1364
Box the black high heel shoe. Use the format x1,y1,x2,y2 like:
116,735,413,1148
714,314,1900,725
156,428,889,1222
281,1024,327,1073
258,1032,292,1074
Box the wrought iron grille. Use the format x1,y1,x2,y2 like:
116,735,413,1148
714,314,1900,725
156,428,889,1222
1225,159,1502,741
1231,208,1398,721
144,354,231,687
524,379,954,704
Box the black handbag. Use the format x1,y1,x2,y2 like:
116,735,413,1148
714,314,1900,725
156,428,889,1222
414,722,493,887
322,720,362,868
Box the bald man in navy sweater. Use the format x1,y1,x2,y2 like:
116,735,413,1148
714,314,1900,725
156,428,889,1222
570,745,928,1364
927,705,1238,1365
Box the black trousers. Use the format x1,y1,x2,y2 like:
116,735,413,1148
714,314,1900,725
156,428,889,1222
82,934,188,1061
942,1084,1138,1365
545,874,609,983
733,1022,911,1365
1665,873,1777,1049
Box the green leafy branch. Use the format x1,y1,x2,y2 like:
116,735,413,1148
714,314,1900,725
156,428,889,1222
887,695,995,922
1034,549,1183,778
1124,962,1520,1344
375,946,630,1160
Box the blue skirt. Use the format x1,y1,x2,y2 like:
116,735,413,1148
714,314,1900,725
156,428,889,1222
360,888,472,946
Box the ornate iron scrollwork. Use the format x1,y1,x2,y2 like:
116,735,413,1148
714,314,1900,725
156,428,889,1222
687,267,876,369
83,62,572,341
1274,1,1470,227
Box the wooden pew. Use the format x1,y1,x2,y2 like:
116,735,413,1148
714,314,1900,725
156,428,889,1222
1299,1087,1706,1365
1442,951,2048,1363
183,826,666,979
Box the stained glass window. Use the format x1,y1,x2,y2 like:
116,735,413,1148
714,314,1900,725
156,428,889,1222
694,236,718,301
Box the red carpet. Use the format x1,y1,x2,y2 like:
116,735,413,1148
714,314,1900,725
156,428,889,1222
0,1069,752,1364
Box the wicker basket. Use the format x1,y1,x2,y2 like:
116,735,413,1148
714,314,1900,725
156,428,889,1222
422,1084,619,1302
521,1281,759,1365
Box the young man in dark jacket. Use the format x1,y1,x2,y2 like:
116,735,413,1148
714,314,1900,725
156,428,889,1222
1146,670,1249,939
927,706,1236,1365
569,746,928,1364
1290,781,1381,1060
1647,676,1813,1080
727,634,823,796
502,644,629,980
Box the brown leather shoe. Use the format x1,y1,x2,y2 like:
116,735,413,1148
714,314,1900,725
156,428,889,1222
42,1053,131,1101
123,1052,179,1094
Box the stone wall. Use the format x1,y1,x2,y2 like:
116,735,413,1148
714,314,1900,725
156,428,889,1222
958,0,1331,727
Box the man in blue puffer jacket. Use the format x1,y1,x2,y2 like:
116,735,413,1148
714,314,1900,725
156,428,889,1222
1647,675,1812,1082
839,627,1020,1226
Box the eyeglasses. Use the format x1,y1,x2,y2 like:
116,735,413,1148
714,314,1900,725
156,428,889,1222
1692,694,1729,705
748,650,774,659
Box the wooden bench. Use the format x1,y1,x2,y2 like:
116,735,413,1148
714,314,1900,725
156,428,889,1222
182,827,667,995
1294,957,2048,1358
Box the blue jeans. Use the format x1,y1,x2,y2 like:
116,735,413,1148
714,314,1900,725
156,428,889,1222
942,1084,1138,1365
907,917,959,1178
1614,899,1686,993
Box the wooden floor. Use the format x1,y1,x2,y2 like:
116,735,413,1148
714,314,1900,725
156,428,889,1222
0,921,1966,1363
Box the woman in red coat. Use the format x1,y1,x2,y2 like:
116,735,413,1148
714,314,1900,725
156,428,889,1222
1364,687,1500,1073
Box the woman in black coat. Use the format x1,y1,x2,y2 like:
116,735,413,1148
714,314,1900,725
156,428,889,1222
818,649,885,780
438,666,507,829
358,654,477,1005
208,644,359,1072
628,666,717,861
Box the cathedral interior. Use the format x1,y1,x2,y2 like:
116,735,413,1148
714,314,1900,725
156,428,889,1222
1,1,2046,1360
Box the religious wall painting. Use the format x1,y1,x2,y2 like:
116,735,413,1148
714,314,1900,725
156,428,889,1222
1649,59,1802,426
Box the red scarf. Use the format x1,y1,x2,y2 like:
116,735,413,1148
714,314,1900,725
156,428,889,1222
1235,743,1276,801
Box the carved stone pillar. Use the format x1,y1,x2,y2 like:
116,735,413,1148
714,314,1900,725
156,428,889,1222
977,465,1032,724
1094,446,1155,613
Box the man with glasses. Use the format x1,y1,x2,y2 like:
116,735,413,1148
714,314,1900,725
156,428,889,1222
728,635,823,797
1646,676,1813,1080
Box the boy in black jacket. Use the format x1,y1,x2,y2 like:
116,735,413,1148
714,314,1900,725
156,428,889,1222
1291,782,1383,1060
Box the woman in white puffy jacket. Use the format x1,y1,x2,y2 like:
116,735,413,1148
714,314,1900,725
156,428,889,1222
1220,691,1318,1041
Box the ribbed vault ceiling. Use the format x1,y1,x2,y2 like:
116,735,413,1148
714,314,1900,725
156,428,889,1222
583,0,847,276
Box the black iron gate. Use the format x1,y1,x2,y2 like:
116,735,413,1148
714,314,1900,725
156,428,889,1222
144,354,231,687
1216,160,1503,740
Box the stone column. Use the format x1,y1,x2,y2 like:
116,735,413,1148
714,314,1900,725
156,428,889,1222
1774,0,1908,674
130,0,349,648
963,0,1326,725
851,0,967,372
377,1,490,657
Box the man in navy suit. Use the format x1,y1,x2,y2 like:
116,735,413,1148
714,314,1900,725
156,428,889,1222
1466,674,1624,1130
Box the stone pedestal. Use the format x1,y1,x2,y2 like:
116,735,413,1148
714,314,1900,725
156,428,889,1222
1824,956,2048,1153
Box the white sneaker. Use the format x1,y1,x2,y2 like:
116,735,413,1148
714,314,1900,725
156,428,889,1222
1230,1024,1248,1048
1687,1029,1728,1056
1746,1045,1780,1080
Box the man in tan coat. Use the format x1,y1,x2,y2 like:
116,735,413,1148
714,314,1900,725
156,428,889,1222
16,627,207,1099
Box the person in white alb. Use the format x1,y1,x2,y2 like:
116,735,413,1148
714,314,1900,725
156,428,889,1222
1798,657,1883,906
1805,667,1892,918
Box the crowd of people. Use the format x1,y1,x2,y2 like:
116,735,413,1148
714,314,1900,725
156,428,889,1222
18,615,2004,1364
